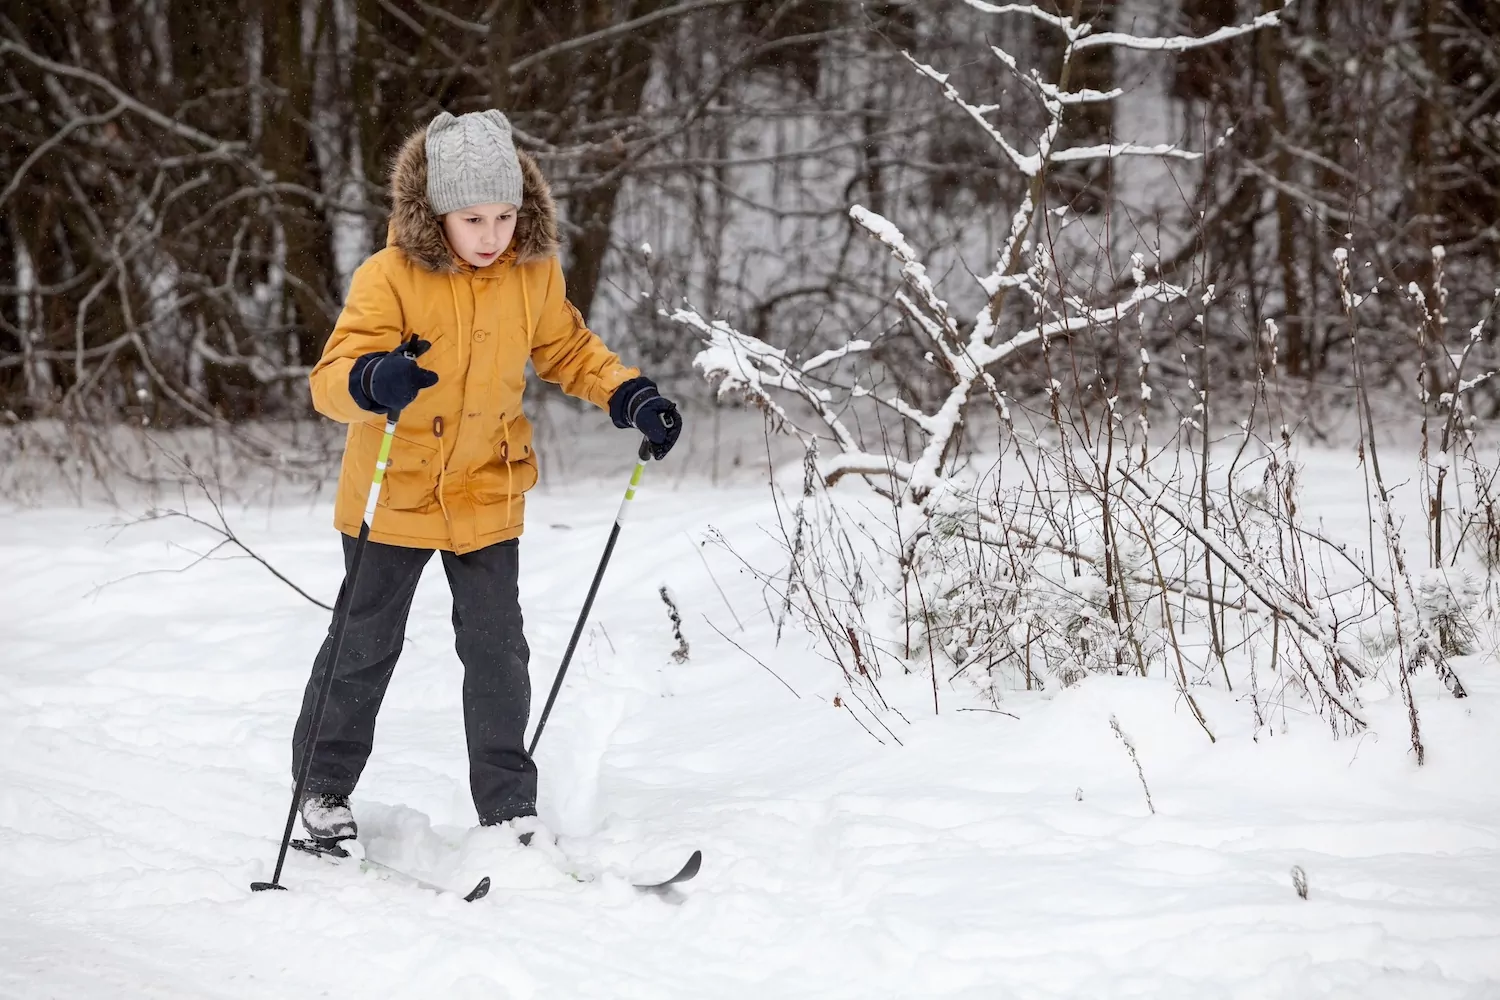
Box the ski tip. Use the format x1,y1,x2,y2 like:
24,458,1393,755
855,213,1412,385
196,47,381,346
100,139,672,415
464,876,491,903
634,849,703,893
250,881,287,893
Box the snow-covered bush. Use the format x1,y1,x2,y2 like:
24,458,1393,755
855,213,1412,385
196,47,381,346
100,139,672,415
1365,571,1482,661
680,1,1482,753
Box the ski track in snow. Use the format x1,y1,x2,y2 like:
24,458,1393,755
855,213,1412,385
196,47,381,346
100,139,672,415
2,471,1499,999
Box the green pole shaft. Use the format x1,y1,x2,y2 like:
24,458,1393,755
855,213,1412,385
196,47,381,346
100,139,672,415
254,409,402,892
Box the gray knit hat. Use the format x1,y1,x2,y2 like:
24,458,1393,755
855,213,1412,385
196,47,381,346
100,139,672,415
425,110,524,216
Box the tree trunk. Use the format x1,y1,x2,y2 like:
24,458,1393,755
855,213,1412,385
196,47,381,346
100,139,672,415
488,1,523,110
260,0,337,371
1256,0,1305,375
562,0,666,322
1411,0,1446,389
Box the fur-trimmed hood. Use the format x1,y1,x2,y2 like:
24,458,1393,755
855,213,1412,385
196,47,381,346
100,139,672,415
387,125,559,273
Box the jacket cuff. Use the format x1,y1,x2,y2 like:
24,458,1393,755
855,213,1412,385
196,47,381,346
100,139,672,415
609,376,658,429
348,353,388,414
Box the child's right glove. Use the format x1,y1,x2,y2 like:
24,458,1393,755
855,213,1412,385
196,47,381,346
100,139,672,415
349,338,440,414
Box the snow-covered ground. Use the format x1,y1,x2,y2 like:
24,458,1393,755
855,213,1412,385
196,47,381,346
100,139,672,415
2,446,1498,999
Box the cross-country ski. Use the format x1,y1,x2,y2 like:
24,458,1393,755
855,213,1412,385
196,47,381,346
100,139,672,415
280,838,492,903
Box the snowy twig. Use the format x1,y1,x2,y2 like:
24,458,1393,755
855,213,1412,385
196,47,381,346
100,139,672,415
702,615,800,699
106,444,332,610
685,531,744,632
114,507,332,612
1338,251,1466,756
1109,715,1155,815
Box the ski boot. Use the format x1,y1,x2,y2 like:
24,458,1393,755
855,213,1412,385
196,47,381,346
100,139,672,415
481,813,548,848
299,791,357,851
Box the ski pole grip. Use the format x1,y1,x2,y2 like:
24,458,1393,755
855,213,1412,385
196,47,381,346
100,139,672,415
637,412,676,462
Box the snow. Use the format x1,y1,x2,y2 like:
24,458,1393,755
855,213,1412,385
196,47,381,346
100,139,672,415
3,448,1500,998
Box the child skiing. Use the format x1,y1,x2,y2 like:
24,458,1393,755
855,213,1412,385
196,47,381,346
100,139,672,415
292,109,681,848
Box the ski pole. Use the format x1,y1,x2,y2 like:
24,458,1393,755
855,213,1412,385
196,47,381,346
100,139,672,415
253,343,424,893
527,427,668,756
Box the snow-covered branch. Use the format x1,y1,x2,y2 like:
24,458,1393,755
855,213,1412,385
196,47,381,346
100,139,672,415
850,206,962,347
960,1,1073,33
1047,142,1201,165
970,276,1190,370
800,341,873,375
1074,10,1292,52
904,54,1033,176
681,307,897,487
961,0,1292,52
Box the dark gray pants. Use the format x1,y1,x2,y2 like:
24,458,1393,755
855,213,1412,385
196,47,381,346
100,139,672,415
291,535,536,824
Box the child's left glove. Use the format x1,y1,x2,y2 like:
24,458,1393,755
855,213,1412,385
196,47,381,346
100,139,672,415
610,377,682,460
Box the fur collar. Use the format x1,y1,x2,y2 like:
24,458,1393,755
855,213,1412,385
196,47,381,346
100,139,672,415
387,125,559,273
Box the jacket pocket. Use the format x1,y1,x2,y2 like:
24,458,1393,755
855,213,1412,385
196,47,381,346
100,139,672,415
351,419,440,512
469,414,538,502
496,412,533,464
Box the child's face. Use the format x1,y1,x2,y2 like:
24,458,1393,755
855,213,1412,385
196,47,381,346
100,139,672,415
441,203,518,268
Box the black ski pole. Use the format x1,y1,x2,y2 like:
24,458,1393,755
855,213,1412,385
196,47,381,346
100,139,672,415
528,431,664,756
251,403,405,893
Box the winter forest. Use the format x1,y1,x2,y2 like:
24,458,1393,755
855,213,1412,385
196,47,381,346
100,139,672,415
3,1,1500,997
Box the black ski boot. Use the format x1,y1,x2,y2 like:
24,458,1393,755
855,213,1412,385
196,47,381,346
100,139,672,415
299,791,357,847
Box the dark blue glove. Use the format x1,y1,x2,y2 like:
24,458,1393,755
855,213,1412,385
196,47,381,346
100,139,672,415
348,338,439,414
609,377,681,460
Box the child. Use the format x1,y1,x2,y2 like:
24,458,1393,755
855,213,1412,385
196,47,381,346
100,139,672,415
293,110,681,846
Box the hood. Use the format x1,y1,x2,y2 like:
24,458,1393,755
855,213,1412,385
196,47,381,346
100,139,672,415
387,125,560,273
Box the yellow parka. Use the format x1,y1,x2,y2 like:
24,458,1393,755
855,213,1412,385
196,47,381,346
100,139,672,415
309,127,638,553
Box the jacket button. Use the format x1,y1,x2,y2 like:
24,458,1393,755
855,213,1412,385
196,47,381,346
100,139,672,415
473,329,488,343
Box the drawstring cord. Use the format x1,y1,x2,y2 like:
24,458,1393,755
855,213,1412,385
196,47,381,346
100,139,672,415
520,277,532,342
500,272,534,500
434,416,450,524
435,273,470,524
